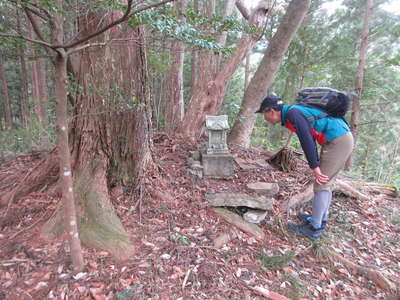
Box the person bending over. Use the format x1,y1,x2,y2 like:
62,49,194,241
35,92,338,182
255,94,354,240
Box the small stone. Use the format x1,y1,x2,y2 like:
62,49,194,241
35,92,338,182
73,272,87,280
243,210,267,224
160,254,171,260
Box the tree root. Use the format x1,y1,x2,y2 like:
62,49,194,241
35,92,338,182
0,149,58,209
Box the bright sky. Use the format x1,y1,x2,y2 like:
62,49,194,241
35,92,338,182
248,0,400,15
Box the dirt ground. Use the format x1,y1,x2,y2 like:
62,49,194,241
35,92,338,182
0,135,399,300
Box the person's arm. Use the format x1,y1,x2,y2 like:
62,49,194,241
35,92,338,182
286,108,329,184
286,108,319,168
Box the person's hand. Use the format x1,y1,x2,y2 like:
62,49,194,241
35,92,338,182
312,167,329,185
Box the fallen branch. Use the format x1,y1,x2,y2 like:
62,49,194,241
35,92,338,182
335,179,369,201
324,248,397,292
213,208,265,240
249,285,291,300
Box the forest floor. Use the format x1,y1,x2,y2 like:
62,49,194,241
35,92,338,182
0,134,399,300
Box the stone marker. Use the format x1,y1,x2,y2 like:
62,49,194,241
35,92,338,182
205,193,273,210
247,182,279,196
202,115,234,178
205,115,229,154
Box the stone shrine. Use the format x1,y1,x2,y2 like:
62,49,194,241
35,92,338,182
202,115,234,178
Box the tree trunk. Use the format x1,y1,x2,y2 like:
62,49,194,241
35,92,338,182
0,54,13,129
52,50,85,272
19,53,30,128
28,20,49,128
345,0,373,170
164,0,187,133
180,1,270,141
229,0,310,148
17,11,30,128
43,13,152,261
190,0,199,99
244,52,251,90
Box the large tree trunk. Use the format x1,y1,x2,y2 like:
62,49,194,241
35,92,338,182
180,1,270,141
228,0,310,148
345,0,373,170
164,0,187,133
0,54,13,129
42,12,151,260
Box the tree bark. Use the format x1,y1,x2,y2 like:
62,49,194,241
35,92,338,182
0,54,13,129
17,11,30,128
345,0,373,170
229,0,310,148
43,11,152,261
28,19,49,129
180,1,270,141
164,0,187,133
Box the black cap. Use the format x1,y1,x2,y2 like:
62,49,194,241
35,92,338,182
255,95,283,113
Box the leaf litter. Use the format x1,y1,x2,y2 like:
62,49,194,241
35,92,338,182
0,134,399,299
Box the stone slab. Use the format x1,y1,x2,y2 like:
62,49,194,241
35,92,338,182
247,182,279,196
202,153,234,178
205,193,273,210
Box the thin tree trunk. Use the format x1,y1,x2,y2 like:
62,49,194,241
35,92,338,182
28,18,48,128
17,11,30,128
0,55,13,129
190,0,199,99
19,53,30,128
164,0,187,132
53,49,84,272
345,0,373,170
229,0,310,148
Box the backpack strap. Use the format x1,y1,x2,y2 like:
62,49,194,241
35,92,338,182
306,112,328,123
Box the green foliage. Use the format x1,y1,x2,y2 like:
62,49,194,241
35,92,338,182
129,6,255,56
0,121,55,158
257,250,295,269
280,273,307,300
249,0,400,184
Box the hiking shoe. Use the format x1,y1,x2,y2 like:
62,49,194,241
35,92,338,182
297,212,327,229
287,221,323,241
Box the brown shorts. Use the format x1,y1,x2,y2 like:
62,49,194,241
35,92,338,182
314,132,354,193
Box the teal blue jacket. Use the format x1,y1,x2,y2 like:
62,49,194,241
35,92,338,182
280,104,351,168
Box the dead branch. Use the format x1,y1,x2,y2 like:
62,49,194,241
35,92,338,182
213,208,265,240
335,179,369,201
249,285,291,300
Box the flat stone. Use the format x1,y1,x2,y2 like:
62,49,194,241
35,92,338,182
205,193,273,210
234,157,274,170
247,182,279,196
202,153,234,178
